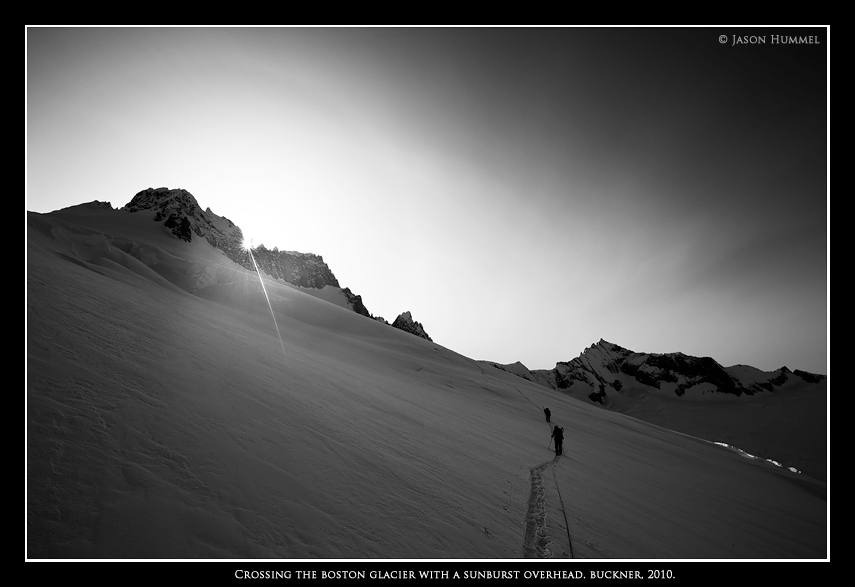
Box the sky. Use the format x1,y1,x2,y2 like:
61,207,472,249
25,26,829,374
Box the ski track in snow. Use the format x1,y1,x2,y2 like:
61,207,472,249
523,451,574,558
500,378,576,558
550,456,574,559
521,405,575,558
523,459,553,558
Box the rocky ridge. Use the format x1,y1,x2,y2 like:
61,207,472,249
123,187,247,264
485,339,826,405
390,311,433,342
122,187,432,340
248,244,340,290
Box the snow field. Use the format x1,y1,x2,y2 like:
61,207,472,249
27,210,827,559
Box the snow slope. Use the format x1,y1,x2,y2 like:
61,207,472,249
486,351,828,484
26,207,827,559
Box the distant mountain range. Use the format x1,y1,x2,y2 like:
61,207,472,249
483,339,825,405
122,187,432,341
483,339,826,481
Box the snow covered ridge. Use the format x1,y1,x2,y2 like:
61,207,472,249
122,188,363,302
123,188,245,256
490,338,825,402
122,188,336,287
117,187,432,341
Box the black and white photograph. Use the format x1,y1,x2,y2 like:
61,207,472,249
26,26,828,568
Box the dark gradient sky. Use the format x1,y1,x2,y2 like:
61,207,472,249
26,26,828,373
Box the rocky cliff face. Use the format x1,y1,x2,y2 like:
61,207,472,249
248,245,340,290
341,287,372,318
391,311,433,342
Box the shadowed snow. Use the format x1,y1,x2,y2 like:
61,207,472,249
27,208,827,559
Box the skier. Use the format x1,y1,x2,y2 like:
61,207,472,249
551,425,564,456
543,407,551,423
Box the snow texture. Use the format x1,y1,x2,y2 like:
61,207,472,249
26,205,828,560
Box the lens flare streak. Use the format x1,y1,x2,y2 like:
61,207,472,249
247,246,287,358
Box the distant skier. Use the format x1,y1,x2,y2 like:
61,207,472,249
543,407,551,423
551,425,564,456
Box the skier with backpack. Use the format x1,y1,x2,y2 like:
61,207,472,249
543,407,551,423
551,425,565,456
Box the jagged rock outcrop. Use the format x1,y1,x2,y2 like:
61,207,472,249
249,245,340,289
391,311,432,341
341,287,371,318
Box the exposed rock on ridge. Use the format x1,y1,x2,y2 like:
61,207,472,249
391,311,432,342
124,187,247,264
248,245,340,290
341,287,372,318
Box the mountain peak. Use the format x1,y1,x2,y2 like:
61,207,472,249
123,187,200,216
118,187,387,324
525,339,826,405
122,187,244,250
392,311,433,341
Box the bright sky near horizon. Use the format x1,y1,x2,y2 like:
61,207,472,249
26,26,829,374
